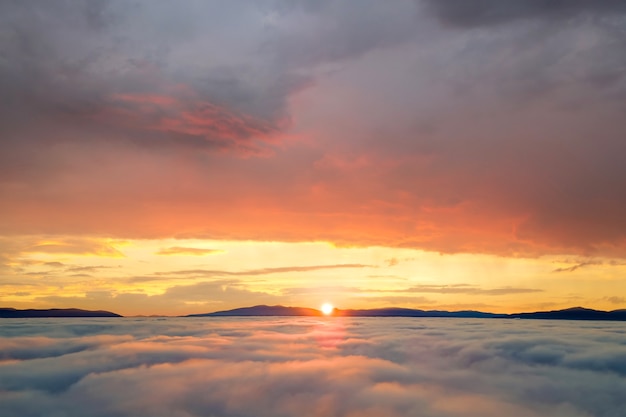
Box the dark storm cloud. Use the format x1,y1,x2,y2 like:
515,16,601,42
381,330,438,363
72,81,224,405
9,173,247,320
1,318,626,416
424,0,626,27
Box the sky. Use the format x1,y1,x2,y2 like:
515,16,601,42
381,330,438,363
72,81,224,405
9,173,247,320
1,0,626,316
1,317,625,416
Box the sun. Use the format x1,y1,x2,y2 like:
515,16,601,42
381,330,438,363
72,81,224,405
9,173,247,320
321,303,334,316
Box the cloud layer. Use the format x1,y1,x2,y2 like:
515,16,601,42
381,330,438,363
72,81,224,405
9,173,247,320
1,0,626,257
1,317,625,417
425,0,626,27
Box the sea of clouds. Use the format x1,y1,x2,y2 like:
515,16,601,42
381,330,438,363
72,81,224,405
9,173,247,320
1,317,625,417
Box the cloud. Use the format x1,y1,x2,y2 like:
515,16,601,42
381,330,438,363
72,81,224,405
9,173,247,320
65,265,115,273
551,258,626,273
156,247,224,256
423,0,626,27
0,0,419,157
33,280,285,316
93,92,281,153
385,257,399,267
285,284,542,297
0,317,625,416
0,1,298,154
43,262,65,268
155,263,373,277
22,239,124,258
1,0,626,259
604,296,626,305
552,263,592,273
383,285,543,296
284,285,366,296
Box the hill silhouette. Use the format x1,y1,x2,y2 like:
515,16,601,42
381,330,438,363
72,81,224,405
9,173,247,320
188,305,323,317
3,305,625,321
0,308,122,318
187,305,626,321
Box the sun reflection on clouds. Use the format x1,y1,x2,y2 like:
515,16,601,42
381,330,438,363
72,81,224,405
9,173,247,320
313,317,347,350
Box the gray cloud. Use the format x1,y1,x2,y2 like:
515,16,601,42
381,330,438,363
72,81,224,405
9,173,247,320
0,0,421,157
552,259,626,273
1,318,625,416
604,296,626,305
552,263,593,273
43,262,65,268
65,265,115,273
423,0,626,27
0,1,287,163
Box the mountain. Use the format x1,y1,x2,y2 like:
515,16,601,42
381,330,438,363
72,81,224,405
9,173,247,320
510,306,626,321
334,307,505,318
187,305,626,321
0,308,122,318
188,305,324,317
3,305,624,320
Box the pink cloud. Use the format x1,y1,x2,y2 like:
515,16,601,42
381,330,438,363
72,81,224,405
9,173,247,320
96,91,280,152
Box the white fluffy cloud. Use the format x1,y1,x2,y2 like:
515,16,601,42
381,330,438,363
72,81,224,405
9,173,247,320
1,317,625,416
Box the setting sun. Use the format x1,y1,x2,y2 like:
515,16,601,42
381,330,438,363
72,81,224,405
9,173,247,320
321,303,334,316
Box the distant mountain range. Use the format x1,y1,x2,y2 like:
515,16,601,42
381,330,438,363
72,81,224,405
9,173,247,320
3,305,625,321
187,305,324,317
0,308,122,318
188,305,626,321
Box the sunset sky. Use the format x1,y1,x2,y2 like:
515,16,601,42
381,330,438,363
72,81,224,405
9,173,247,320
2,0,626,316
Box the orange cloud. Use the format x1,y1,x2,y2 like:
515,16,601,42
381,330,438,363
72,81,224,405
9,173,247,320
23,239,124,258
0,187,604,258
156,247,224,256
2,1,626,261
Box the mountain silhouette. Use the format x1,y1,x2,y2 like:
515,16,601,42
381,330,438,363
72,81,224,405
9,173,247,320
188,305,323,317
3,305,625,320
187,305,626,321
0,308,122,318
